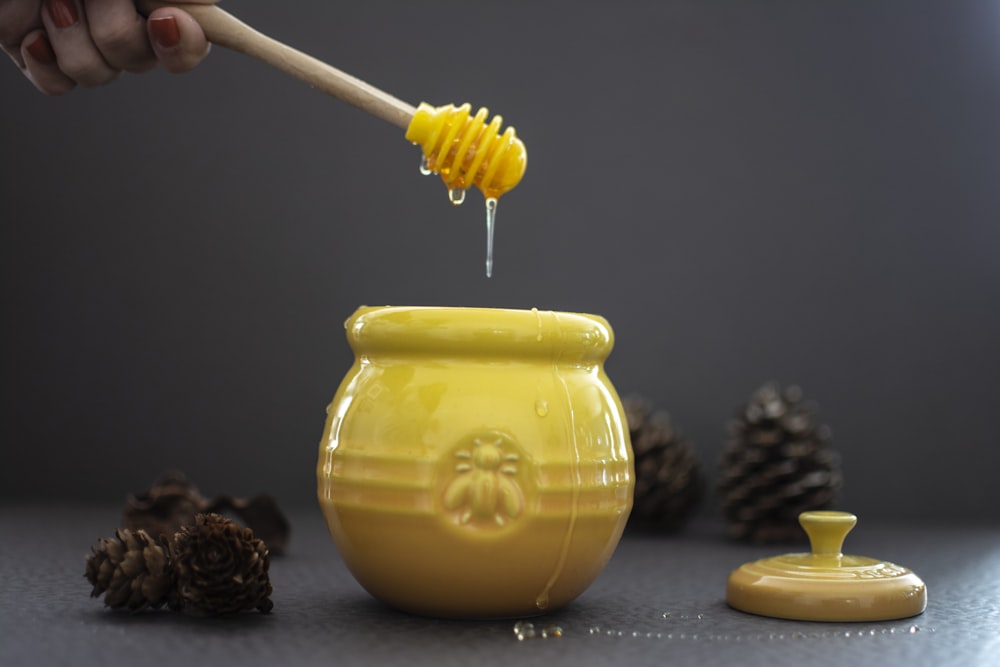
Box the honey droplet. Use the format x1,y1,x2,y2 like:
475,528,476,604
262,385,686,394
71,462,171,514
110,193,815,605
513,620,536,641
484,197,497,277
448,188,466,206
419,155,432,175
535,399,549,417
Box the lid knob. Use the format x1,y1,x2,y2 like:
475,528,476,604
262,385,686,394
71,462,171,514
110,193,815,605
799,510,856,558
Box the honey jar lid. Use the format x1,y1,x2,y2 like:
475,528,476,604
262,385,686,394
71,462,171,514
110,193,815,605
726,511,927,622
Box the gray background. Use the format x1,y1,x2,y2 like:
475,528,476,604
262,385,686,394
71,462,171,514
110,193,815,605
2,0,998,521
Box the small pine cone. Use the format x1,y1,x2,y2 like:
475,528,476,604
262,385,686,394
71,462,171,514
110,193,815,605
623,395,703,532
123,472,209,541
718,383,842,543
170,513,273,614
84,529,172,611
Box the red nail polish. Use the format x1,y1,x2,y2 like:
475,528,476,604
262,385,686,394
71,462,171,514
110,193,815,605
46,0,79,29
149,16,181,48
25,33,57,65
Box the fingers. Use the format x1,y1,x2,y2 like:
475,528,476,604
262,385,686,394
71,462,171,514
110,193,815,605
41,0,119,87
21,28,75,95
84,0,156,73
9,0,211,95
147,8,209,74
0,1,42,68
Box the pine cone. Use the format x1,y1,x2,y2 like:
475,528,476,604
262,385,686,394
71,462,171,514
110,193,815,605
84,529,172,611
123,472,208,541
124,472,290,555
204,494,291,556
718,383,842,543
623,395,703,532
170,514,273,614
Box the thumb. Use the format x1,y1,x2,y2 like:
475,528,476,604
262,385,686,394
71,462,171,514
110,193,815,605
147,8,210,73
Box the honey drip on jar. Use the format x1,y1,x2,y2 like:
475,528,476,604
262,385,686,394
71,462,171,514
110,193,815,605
536,356,583,611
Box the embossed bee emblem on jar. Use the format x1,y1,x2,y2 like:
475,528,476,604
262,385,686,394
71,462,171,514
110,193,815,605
443,431,524,527
317,306,634,618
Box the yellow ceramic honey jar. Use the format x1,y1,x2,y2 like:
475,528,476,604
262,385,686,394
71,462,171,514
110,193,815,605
317,306,634,618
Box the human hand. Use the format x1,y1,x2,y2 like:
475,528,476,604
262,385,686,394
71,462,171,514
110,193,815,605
1,0,218,95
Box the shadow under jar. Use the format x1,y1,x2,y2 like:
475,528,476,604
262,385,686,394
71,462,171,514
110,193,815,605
317,306,634,618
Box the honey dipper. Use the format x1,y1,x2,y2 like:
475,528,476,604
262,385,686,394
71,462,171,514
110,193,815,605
137,1,528,202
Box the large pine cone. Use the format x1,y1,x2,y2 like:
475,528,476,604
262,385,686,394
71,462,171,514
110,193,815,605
125,472,290,555
170,514,273,614
85,529,172,611
624,395,703,532
718,383,842,542
123,472,208,542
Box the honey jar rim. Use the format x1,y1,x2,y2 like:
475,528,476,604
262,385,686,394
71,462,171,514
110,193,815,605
343,305,614,361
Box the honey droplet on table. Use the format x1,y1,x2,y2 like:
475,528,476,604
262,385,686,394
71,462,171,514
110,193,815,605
513,620,536,641
540,625,564,638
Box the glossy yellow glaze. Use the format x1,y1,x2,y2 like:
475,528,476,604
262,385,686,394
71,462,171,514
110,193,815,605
727,511,927,622
405,103,527,199
317,306,633,618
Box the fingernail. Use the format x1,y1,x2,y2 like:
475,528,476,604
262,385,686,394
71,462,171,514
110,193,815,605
25,33,57,65
46,0,79,29
149,16,181,48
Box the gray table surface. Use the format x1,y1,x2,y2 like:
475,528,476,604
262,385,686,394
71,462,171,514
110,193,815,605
2,505,997,667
